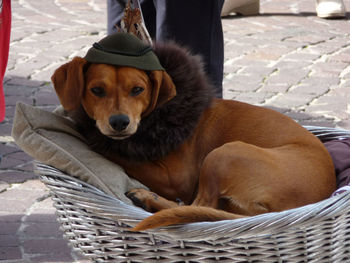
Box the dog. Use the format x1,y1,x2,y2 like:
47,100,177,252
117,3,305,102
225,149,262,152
51,40,336,231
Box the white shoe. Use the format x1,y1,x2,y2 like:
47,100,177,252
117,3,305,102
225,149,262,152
316,0,346,18
221,0,260,17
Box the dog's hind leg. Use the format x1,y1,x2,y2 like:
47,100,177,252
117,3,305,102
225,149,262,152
193,141,305,216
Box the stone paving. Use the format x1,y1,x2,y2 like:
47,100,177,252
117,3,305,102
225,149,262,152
0,0,349,262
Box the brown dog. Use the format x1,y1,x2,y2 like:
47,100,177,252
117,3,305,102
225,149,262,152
52,42,336,231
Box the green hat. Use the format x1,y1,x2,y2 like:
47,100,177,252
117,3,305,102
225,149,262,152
84,33,164,71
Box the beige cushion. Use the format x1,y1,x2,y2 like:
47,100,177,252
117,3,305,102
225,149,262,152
11,102,147,204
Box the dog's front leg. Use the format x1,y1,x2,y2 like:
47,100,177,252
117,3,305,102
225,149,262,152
126,188,180,213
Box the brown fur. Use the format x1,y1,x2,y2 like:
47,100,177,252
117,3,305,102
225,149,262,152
51,42,336,232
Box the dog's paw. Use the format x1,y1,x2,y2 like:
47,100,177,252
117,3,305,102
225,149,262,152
126,188,158,212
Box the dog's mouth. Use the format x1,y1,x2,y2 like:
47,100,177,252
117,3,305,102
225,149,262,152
105,133,133,140
95,120,138,140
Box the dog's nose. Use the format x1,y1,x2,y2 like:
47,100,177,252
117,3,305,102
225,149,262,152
109,114,130,132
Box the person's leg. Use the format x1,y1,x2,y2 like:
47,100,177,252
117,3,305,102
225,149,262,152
154,0,224,98
107,0,124,35
107,0,156,37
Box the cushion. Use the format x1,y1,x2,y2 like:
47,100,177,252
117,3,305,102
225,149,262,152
11,102,147,205
325,139,350,196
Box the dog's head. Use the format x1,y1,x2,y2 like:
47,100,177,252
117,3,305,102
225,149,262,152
51,57,176,140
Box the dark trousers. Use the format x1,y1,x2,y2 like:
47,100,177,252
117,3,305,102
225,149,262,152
107,0,224,98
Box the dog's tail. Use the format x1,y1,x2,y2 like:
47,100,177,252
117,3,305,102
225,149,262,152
132,206,246,231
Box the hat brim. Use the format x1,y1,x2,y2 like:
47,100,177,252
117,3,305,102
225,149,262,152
84,47,164,71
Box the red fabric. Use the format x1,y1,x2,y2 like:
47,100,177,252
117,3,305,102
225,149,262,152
0,0,11,122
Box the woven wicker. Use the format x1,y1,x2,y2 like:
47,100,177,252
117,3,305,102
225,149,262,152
36,126,350,263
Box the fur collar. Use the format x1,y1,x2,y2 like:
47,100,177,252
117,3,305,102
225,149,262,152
73,42,214,161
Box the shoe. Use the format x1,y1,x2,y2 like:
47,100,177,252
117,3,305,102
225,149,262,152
221,0,260,17
316,0,346,18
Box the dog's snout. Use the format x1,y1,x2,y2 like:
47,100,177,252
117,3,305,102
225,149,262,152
109,114,130,132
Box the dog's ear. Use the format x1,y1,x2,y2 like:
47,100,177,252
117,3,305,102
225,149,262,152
51,57,88,111
144,70,176,116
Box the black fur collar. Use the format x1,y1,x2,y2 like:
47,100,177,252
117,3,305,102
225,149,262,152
73,42,214,161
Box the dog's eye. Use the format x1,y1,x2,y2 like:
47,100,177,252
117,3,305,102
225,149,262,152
91,87,106,97
131,86,144,96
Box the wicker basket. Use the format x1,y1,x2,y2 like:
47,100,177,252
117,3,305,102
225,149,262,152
36,126,350,263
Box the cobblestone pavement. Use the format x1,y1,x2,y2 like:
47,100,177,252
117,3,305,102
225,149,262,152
0,0,349,262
